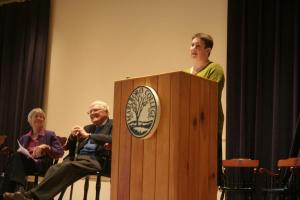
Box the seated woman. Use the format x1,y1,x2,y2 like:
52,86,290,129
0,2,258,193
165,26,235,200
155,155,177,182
3,108,64,193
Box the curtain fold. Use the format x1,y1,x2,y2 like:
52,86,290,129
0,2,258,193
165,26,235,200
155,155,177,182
0,0,50,149
227,0,299,198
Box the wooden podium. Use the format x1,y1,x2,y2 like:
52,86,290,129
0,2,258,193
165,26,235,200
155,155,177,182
111,71,218,200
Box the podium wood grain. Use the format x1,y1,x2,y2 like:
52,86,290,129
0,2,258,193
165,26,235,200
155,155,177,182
111,72,218,200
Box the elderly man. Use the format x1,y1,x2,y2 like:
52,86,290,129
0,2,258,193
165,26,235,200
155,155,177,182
3,101,113,200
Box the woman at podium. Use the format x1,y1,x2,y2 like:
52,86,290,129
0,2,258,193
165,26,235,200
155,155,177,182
186,32,225,186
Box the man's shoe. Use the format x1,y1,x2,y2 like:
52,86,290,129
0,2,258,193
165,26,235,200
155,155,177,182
15,185,25,193
3,192,14,200
3,192,32,200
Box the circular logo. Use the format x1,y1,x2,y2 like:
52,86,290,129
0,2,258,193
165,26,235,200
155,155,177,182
125,86,160,139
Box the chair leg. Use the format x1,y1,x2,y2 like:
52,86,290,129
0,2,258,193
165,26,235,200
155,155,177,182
34,175,39,187
69,183,74,200
249,191,253,200
95,173,101,200
58,187,67,200
262,192,267,200
25,181,29,190
279,192,285,200
83,176,89,200
220,190,225,200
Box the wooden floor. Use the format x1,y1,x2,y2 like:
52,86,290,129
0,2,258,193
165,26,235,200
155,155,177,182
54,178,111,200
54,181,221,200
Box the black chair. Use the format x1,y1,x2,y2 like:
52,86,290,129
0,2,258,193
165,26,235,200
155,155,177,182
81,154,111,200
58,143,112,200
259,157,300,200
219,158,259,200
0,135,7,150
0,135,10,196
25,136,68,189
0,135,10,169
0,135,11,156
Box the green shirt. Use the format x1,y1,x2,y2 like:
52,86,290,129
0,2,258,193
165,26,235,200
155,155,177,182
185,62,225,135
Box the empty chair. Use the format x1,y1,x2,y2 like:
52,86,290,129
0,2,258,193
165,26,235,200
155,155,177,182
219,158,259,200
259,157,300,200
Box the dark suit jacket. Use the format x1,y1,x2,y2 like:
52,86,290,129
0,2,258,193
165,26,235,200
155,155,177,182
65,119,113,162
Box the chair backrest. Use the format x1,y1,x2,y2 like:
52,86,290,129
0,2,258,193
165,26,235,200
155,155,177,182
54,136,67,164
223,159,259,168
278,157,300,168
0,135,9,153
0,135,7,146
0,135,8,175
101,142,112,177
57,136,67,147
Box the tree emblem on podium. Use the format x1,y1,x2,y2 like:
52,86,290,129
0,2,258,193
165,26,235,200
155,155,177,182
125,86,160,139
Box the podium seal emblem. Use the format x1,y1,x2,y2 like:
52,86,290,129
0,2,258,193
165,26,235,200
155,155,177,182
125,86,160,139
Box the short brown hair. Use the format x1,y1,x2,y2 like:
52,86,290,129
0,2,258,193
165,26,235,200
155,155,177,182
192,33,214,49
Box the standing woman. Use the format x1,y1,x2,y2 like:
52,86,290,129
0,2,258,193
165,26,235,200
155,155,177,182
3,108,64,193
186,33,225,186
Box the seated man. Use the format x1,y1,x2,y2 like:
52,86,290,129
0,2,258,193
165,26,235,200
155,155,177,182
3,100,113,200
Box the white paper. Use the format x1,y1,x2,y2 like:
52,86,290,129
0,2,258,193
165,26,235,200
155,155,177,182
17,140,37,162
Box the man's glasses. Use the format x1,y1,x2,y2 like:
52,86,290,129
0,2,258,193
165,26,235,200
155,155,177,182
87,108,103,115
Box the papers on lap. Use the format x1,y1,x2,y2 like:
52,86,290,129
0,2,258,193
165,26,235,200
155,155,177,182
17,140,37,162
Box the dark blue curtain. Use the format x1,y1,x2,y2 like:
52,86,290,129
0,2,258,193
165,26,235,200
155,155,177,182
227,0,300,199
0,0,50,149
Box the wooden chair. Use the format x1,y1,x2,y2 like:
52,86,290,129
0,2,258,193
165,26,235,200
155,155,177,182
259,157,300,200
25,136,67,188
219,158,259,200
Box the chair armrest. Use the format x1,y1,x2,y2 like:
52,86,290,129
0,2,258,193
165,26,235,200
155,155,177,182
63,144,69,151
259,168,279,177
0,146,13,155
103,143,111,150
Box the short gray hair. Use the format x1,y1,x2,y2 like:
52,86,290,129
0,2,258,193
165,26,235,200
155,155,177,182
90,101,109,114
27,108,45,123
